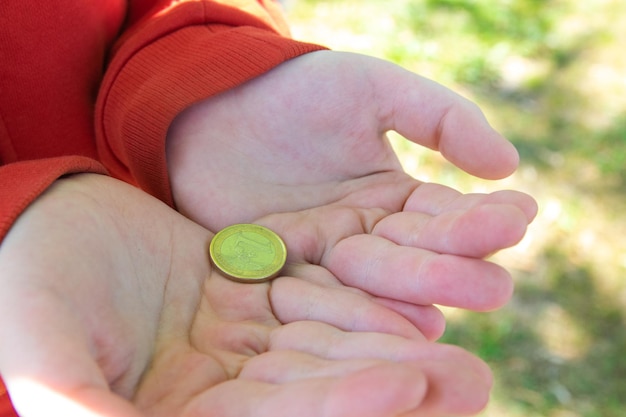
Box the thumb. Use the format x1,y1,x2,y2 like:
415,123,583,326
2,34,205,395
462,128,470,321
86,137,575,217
372,56,519,179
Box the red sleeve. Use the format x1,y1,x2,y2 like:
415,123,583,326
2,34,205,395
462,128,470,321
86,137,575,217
2,10,119,409
95,0,327,205
0,0,125,247
0,383,14,417
0,0,325,237
0,157,108,239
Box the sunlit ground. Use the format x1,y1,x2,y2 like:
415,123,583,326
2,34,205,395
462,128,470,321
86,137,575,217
286,1,626,416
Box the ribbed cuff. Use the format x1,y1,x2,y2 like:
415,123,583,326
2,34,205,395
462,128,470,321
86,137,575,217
0,157,107,244
97,5,326,206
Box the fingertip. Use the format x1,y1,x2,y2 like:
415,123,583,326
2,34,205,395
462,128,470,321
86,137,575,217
428,316,447,342
468,259,516,312
420,255,515,311
417,344,494,416
438,100,520,179
464,203,531,253
445,130,520,180
488,190,539,223
483,270,515,311
373,298,445,342
485,137,520,180
525,194,540,222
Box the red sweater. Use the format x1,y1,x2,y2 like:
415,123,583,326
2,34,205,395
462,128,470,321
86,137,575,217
0,1,324,414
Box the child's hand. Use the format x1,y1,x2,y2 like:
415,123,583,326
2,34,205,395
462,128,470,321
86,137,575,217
166,50,538,321
0,174,492,417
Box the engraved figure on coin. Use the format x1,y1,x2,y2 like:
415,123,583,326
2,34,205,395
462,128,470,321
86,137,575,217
229,232,274,271
210,224,287,282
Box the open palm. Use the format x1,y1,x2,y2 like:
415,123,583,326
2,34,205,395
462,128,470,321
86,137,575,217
166,50,537,322
0,174,491,417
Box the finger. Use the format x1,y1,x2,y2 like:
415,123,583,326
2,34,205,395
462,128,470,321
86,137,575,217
404,183,538,222
325,234,514,310
270,275,428,340
372,297,445,341
373,203,530,258
189,317,490,417
183,364,429,417
269,321,480,368
373,58,519,179
261,210,445,340
191,360,489,417
266,322,492,416
239,348,489,413
406,357,492,416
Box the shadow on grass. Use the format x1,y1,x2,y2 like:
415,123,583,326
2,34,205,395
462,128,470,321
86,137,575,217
441,246,626,416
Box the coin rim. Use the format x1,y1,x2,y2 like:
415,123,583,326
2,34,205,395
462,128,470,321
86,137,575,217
209,224,287,283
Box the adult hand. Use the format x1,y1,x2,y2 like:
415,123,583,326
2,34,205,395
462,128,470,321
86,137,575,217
0,174,491,417
166,50,538,322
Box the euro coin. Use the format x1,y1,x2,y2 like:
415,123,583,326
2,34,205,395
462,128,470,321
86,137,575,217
209,224,287,283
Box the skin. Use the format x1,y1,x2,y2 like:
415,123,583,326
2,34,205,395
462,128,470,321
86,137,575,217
167,50,538,333
167,50,531,230
0,51,537,416
0,174,492,417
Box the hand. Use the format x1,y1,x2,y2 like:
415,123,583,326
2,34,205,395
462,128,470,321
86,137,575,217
0,174,492,417
166,50,538,321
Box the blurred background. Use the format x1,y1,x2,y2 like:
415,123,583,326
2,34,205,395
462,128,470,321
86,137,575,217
284,1,626,416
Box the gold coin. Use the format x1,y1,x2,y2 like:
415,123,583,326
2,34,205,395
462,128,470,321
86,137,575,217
209,224,287,283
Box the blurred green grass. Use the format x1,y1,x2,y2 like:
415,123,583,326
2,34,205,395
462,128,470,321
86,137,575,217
286,1,626,416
